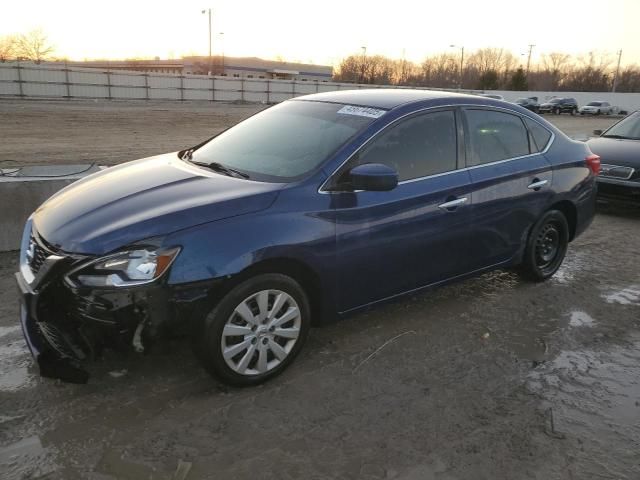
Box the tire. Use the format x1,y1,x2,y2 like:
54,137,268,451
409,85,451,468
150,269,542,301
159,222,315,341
596,109,601,115
518,210,569,282
192,273,311,386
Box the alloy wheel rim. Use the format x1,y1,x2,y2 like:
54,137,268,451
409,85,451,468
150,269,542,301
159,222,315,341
221,289,301,376
535,223,560,268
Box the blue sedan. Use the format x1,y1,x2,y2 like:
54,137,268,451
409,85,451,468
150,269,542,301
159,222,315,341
16,89,599,386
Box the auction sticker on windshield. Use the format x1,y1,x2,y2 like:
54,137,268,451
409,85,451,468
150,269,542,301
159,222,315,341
337,105,386,118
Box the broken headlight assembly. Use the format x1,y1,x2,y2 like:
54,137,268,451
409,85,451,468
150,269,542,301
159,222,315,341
65,247,181,288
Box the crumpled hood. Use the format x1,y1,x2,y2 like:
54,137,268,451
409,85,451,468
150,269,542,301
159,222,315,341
33,153,281,255
587,137,640,169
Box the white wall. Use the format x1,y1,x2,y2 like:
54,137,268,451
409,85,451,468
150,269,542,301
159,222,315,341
1,62,639,112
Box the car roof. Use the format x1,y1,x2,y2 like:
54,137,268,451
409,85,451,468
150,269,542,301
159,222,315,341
291,88,480,110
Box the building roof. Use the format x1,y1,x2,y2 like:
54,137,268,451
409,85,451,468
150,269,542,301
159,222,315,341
293,89,479,109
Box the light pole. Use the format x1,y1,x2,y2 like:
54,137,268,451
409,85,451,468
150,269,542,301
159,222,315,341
201,8,212,75
612,49,622,92
219,32,225,75
526,44,535,77
359,46,367,84
450,45,464,89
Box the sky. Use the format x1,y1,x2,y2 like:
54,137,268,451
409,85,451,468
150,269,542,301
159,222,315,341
2,0,639,68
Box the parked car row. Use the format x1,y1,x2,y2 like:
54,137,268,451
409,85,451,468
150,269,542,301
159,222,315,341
504,97,622,116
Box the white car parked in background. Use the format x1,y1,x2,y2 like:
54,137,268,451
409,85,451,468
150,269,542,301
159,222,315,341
579,101,613,115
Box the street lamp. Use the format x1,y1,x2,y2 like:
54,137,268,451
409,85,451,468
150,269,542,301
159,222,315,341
450,44,464,89
201,8,212,75
219,32,225,75
359,46,367,84
612,49,622,92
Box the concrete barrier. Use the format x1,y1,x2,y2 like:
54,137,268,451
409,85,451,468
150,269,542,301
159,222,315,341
0,165,102,252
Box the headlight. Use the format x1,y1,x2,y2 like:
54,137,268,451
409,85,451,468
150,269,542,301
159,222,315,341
67,247,180,288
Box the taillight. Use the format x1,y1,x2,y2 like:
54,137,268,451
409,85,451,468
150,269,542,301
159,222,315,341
586,154,601,176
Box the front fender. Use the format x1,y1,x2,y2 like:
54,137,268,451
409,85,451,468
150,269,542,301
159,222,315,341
163,204,337,299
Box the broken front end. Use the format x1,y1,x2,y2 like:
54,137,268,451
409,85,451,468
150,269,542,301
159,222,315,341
15,219,203,383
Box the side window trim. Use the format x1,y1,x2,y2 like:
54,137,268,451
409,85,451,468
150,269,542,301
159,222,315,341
323,107,459,191
461,107,553,170
319,104,556,193
523,116,554,153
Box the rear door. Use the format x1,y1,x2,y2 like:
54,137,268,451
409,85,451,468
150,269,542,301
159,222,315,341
327,109,474,312
462,108,554,269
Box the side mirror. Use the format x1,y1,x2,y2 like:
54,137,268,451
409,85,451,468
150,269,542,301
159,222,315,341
593,129,603,136
349,163,398,192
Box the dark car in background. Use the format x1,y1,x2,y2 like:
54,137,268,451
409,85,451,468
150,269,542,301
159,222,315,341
539,97,578,115
514,97,540,113
16,90,599,387
587,111,640,203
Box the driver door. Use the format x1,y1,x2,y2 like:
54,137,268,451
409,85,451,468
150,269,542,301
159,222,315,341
326,109,474,312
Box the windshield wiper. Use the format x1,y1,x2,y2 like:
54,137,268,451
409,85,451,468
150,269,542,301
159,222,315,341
189,160,250,179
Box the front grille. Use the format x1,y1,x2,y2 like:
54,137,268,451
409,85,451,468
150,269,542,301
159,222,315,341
38,321,84,359
28,234,48,275
600,164,635,180
27,231,60,276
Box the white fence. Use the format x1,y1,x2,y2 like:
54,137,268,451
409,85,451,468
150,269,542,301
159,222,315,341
0,62,439,103
1,62,639,112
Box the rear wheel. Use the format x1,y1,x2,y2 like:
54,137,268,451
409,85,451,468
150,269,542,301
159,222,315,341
518,210,569,282
192,273,311,386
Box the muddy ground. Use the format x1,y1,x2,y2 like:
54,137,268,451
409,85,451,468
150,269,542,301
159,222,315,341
1,99,639,479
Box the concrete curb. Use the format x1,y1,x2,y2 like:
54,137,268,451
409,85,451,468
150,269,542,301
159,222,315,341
0,165,103,252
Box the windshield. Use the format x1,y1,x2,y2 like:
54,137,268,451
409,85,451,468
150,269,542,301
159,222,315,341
603,111,640,140
189,101,380,181
587,102,602,106
548,98,562,104
515,98,527,104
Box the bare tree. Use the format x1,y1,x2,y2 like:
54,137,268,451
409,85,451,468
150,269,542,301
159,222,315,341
0,35,17,62
16,29,54,63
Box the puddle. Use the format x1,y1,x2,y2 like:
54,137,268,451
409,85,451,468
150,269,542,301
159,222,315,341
0,341,37,392
553,251,590,285
568,311,596,328
602,286,640,305
528,338,640,477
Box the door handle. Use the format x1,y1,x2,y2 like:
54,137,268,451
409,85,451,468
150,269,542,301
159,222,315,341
527,179,548,190
438,197,468,211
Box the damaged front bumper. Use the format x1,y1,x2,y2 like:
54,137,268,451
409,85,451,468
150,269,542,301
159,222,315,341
15,225,210,384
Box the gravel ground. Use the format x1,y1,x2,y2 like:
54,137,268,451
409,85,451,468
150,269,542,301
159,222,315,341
0,98,620,167
1,98,639,480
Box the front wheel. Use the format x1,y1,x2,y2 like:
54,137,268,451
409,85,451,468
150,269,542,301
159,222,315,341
518,210,569,282
192,273,311,386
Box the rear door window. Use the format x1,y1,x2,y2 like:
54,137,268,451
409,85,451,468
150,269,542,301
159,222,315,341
465,109,530,166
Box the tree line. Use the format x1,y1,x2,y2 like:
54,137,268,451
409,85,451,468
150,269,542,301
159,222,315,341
333,48,640,93
3,31,639,93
